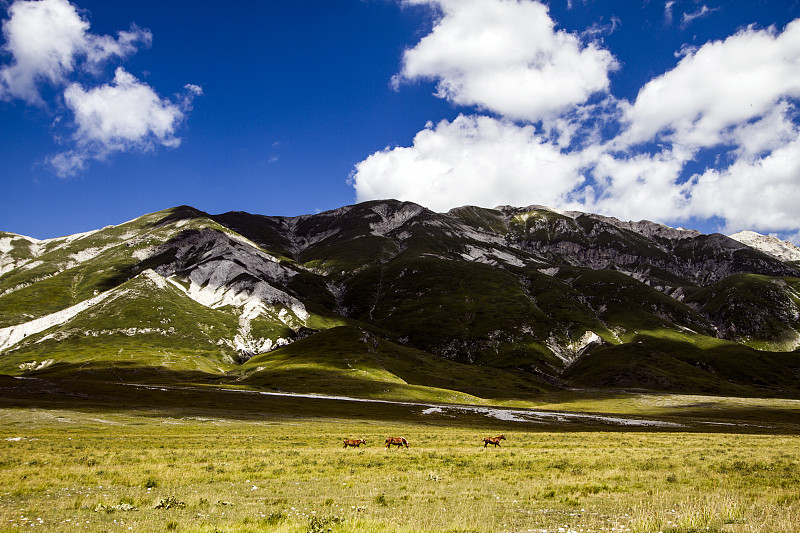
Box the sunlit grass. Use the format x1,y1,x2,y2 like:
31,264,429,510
1,405,798,532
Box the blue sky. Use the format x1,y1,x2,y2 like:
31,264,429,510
2,0,800,241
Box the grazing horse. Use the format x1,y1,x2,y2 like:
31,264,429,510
483,435,506,447
343,438,367,448
385,436,409,449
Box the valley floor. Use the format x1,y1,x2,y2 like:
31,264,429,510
1,378,799,532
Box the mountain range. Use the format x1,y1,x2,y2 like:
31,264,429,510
2,200,799,400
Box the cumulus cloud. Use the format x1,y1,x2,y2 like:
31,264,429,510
0,0,150,104
394,0,617,121
592,15,800,236
622,21,800,149
354,1,800,239
579,148,693,223
0,0,196,176
686,130,800,234
721,102,798,160
352,114,585,212
590,17,800,234
0,0,87,102
354,0,618,210
48,68,200,176
66,68,183,147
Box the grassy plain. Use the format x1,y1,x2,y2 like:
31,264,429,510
1,380,799,533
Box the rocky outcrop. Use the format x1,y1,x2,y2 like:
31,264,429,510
729,230,800,263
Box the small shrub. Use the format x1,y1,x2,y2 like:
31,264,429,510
307,515,344,533
580,484,608,495
144,477,158,488
264,511,286,525
374,492,390,507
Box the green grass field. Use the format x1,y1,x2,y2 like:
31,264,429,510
1,379,799,532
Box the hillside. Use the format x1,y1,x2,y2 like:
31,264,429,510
2,200,799,399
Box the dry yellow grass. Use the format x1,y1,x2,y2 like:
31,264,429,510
1,404,798,532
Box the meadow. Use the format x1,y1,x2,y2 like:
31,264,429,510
1,381,799,533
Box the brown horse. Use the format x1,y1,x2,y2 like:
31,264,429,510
483,435,506,447
385,436,409,449
343,438,367,448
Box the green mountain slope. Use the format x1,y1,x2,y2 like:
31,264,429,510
2,200,800,399
240,325,552,402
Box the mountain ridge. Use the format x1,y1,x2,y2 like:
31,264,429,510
2,200,799,399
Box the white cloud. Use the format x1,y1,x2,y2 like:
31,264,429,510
0,0,150,104
579,148,692,223
47,67,197,177
622,20,800,149
0,0,86,102
354,0,621,215
66,68,183,146
83,23,151,72
581,16,621,40
395,0,617,122
686,131,800,234
664,1,676,26
183,83,203,97
680,5,718,28
356,2,800,239
724,102,798,160
605,22,800,234
0,0,196,176
577,103,800,231
351,114,585,212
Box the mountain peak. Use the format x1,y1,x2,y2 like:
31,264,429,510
3,200,800,397
154,205,210,227
729,230,800,263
